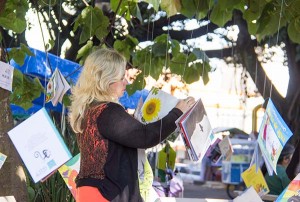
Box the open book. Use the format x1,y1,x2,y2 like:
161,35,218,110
257,99,293,175
8,108,72,183
176,98,212,162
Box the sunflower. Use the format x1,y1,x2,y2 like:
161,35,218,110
142,98,161,122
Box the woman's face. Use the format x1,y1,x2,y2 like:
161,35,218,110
109,71,128,99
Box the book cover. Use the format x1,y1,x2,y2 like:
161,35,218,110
176,98,212,162
257,99,293,175
137,87,178,123
58,153,80,198
218,136,233,161
0,152,7,170
275,173,300,202
241,164,269,196
8,108,72,183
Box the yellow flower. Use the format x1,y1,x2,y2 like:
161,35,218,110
142,98,161,122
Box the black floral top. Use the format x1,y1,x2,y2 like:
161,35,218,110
76,102,182,201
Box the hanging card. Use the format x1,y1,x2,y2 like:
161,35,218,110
0,61,14,92
8,108,72,183
0,152,7,170
58,153,80,198
257,99,293,174
241,164,269,196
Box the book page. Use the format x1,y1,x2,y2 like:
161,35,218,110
241,164,269,196
257,99,293,175
8,108,72,182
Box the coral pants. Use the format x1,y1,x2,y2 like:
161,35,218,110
76,186,108,202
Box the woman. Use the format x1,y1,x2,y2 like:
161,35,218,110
68,48,194,201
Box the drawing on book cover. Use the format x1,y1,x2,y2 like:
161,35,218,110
58,153,80,198
275,173,300,202
138,88,178,123
176,98,212,162
257,99,293,175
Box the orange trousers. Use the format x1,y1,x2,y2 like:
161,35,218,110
76,186,109,202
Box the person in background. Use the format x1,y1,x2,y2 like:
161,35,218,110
264,143,295,195
68,48,195,202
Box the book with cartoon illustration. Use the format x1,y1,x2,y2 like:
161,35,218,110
275,173,300,202
176,98,213,162
7,108,72,183
257,99,293,175
58,153,80,198
241,164,269,196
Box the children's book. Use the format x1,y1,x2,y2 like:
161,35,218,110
58,153,80,198
233,186,263,202
257,99,293,175
0,152,7,170
275,173,300,202
241,164,269,196
176,98,212,162
7,108,72,183
0,61,14,92
137,87,178,124
46,68,70,106
218,136,233,161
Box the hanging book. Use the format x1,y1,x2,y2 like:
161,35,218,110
58,153,80,198
176,98,212,162
46,68,70,106
0,152,7,170
8,108,72,183
241,164,269,196
275,173,300,202
257,99,293,175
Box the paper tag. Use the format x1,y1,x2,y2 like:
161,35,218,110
0,61,14,92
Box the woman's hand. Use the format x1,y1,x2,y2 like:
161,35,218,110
175,96,196,113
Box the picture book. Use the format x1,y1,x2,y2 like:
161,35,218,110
137,87,178,123
8,108,72,183
275,173,300,202
0,152,7,170
46,68,70,106
241,164,269,196
257,99,293,175
176,98,212,162
58,153,80,198
233,186,263,202
218,136,233,161
0,61,14,92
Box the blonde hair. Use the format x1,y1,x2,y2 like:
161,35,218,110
68,48,126,133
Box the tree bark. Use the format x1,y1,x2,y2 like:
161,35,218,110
0,89,28,201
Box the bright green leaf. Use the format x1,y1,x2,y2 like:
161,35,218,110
288,18,300,44
161,0,182,17
126,73,145,95
210,3,233,27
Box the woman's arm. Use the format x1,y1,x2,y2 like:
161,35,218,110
97,102,182,148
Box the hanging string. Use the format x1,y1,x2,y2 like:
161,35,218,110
182,0,201,80
36,2,53,108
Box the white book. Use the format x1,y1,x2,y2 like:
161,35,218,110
8,108,72,183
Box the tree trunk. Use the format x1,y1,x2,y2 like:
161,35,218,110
0,57,28,201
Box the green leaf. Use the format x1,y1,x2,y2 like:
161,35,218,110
143,0,160,11
10,72,44,110
75,6,109,44
288,17,300,44
170,53,188,75
126,73,145,95
114,36,138,61
20,44,34,56
0,0,28,33
210,3,233,27
8,48,26,66
160,0,182,17
76,40,93,63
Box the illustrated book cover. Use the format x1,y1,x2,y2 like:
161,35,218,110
257,99,293,175
8,108,72,183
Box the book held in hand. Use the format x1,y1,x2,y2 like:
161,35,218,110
176,98,213,162
8,108,72,183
